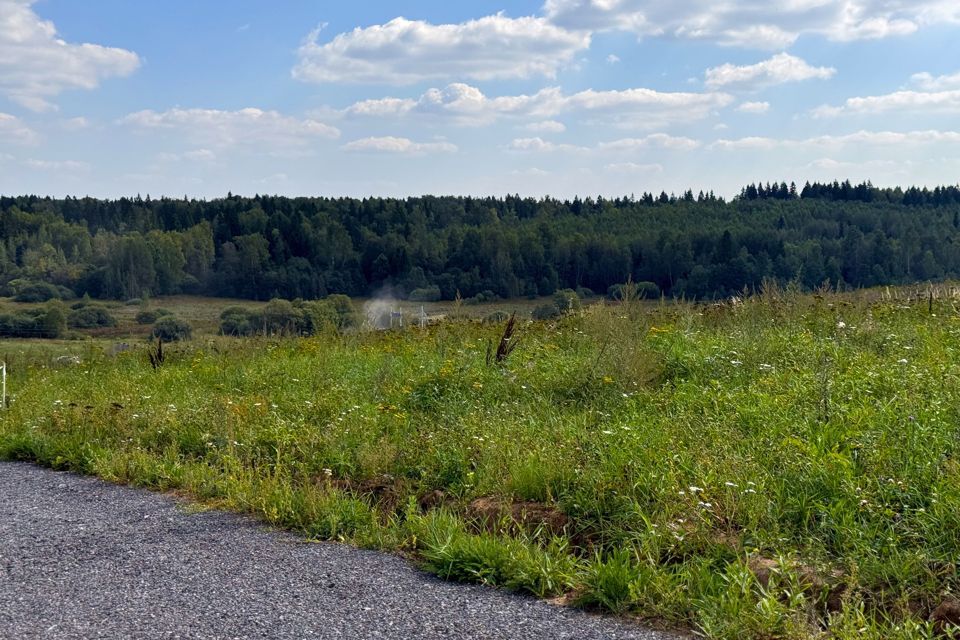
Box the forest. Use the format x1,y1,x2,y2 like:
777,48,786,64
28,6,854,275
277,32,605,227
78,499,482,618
2,180,960,303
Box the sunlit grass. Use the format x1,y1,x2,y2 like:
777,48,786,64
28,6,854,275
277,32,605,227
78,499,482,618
2,287,960,638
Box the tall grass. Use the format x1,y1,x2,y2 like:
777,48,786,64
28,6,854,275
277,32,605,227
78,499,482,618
2,289,960,638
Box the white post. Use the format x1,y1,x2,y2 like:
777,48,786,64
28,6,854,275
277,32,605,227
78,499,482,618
1,362,5,410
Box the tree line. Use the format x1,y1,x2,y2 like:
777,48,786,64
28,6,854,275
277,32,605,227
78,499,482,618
2,180,960,302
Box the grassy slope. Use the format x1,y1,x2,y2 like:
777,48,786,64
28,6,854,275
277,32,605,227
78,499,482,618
2,289,959,638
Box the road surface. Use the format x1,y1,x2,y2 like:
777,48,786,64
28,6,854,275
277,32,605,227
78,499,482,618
0,462,679,639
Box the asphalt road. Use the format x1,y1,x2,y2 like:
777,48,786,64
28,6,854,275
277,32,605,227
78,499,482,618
0,463,679,639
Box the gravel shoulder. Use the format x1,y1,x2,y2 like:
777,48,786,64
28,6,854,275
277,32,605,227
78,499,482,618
0,462,679,639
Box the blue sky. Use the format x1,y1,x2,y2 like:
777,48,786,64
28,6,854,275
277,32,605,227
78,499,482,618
1,0,959,199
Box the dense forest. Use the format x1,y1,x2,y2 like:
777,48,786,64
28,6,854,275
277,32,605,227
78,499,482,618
2,180,960,303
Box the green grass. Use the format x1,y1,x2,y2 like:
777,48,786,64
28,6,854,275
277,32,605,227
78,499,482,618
2,286,960,638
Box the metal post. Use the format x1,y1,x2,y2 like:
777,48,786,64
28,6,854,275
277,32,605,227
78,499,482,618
1,362,6,409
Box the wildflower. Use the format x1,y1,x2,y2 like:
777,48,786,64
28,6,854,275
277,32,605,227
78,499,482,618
724,481,737,488
836,321,846,329
898,358,908,364
601,430,614,435
688,486,704,493
697,501,713,509
730,360,742,366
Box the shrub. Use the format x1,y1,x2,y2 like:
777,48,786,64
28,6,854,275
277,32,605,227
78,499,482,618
484,310,509,323
67,305,117,329
151,315,192,341
259,298,306,335
0,302,66,338
553,289,580,314
531,304,560,320
219,306,254,336
154,308,173,317
14,282,61,303
135,310,158,324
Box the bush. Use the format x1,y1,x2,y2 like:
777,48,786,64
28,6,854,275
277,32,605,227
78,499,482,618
67,305,117,329
135,310,158,324
484,310,510,323
151,315,192,341
154,308,173,317
553,289,580,314
14,282,61,303
219,306,254,336
532,304,560,320
409,286,442,302
0,302,66,338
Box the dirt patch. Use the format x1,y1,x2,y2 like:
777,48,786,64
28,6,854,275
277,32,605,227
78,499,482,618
318,473,404,514
931,598,960,635
747,556,846,612
466,496,569,536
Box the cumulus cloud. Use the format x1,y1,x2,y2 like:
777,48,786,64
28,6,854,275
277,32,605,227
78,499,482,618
510,133,699,154
0,112,37,144
24,158,90,171
911,70,960,91
596,134,700,151
344,83,732,129
293,15,590,84
524,120,567,133
0,0,139,111
120,107,340,148
705,53,835,90
711,129,960,150
737,101,770,114
542,0,958,48
341,136,457,155
812,89,960,117
508,137,587,153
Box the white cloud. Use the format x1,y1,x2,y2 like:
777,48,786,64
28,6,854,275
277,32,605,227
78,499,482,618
293,14,590,84
911,71,960,91
508,137,586,153
711,129,960,150
158,148,217,163
705,53,835,90
605,162,663,174
606,54,621,64
523,120,567,133
0,112,37,143
120,108,340,147
61,116,89,131
542,0,959,48
24,158,89,171
510,133,699,154
0,0,139,111
737,101,770,114
812,89,960,117
597,134,700,151
344,83,732,129
341,136,457,155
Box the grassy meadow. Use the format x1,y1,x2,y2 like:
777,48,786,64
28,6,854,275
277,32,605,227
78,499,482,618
2,286,960,638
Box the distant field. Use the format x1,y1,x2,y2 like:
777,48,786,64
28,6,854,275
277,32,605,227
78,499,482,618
3,285,960,639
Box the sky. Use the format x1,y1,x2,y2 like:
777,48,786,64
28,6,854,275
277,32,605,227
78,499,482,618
1,0,959,200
